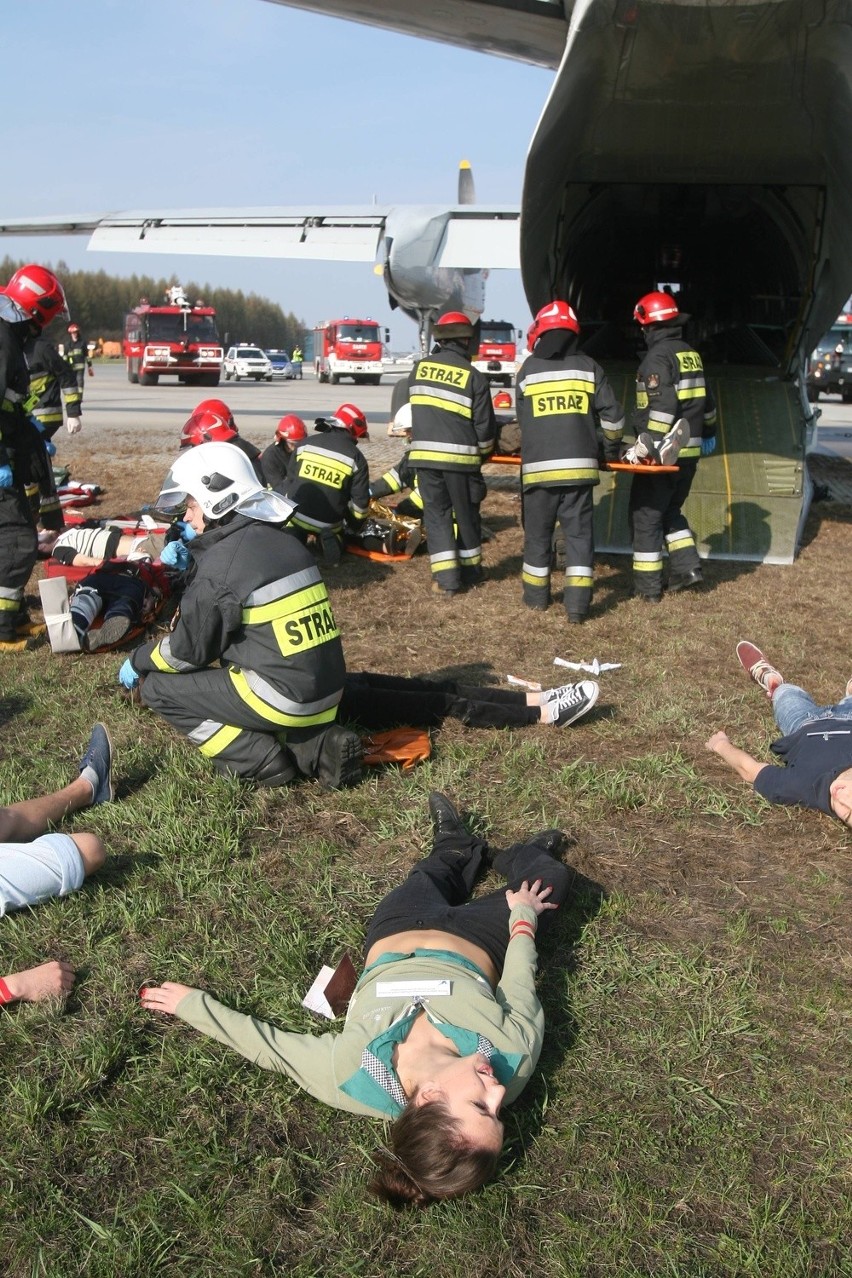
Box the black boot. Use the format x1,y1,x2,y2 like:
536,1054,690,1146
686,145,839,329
427,791,467,841
316,724,364,789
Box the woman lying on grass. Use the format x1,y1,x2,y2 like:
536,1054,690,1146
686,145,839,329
141,792,575,1207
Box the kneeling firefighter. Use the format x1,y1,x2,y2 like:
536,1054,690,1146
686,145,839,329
118,442,362,788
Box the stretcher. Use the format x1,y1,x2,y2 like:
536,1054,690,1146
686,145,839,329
344,544,414,563
604,462,680,474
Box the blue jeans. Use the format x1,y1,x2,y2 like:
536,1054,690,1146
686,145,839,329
773,684,852,736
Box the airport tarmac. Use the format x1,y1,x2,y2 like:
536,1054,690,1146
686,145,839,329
72,361,411,478
62,361,852,500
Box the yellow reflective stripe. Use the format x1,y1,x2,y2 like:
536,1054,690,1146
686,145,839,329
523,468,598,485
198,724,243,758
634,559,663,572
680,445,701,458
522,569,549,587
150,642,179,672
565,575,594,587
0,598,19,612
243,580,328,625
524,378,594,395
229,668,337,727
409,448,480,467
677,387,705,400
409,394,472,418
667,532,695,551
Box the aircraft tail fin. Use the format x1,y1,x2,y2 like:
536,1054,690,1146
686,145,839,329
458,160,476,205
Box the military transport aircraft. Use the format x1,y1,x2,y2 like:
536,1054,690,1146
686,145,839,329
4,0,849,562
0,160,518,360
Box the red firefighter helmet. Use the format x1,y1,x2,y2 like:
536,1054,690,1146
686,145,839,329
493,391,513,409
180,399,238,449
433,310,475,342
633,291,680,326
275,414,308,444
528,300,580,348
0,264,69,328
333,402,369,440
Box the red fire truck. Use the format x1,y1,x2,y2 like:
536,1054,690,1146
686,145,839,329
123,289,223,387
314,317,388,386
472,319,521,387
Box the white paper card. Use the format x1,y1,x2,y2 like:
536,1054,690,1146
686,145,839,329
375,979,452,998
302,965,336,1019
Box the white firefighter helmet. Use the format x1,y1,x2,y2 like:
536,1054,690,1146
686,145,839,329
156,441,295,524
388,402,412,436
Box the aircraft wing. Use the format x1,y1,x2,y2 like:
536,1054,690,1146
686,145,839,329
0,204,520,269
259,0,567,67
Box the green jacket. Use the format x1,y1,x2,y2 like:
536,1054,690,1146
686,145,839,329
176,903,543,1117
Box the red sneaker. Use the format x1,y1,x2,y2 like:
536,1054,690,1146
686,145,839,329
736,640,784,698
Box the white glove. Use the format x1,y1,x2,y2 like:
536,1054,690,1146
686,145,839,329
66,417,83,435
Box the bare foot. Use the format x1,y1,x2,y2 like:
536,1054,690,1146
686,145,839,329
3,960,75,1003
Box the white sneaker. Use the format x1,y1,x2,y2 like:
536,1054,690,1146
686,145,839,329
657,418,691,465
541,681,600,727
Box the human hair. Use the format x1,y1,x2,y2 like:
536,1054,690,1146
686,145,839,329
369,1098,501,1209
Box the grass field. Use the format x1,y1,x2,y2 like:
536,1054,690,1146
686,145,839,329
1,450,850,1278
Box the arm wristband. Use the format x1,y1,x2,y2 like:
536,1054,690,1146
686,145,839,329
0,978,14,1005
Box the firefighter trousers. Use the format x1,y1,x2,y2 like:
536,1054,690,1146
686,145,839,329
416,468,483,593
628,462,701,597
522,485,594,618
0,488,38,640
141,667,333,783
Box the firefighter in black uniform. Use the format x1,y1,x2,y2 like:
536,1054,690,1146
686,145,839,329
261,414,307,494
179,399,265,483
516,300,624,620
25,329,83,439
280,403,371,565
117,442,362,789
628,291,717,601
407,311,495,596
0,264,69,650
65,323,92,395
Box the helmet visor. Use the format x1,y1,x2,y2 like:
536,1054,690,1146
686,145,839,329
154,468,189,516
0,293,29,323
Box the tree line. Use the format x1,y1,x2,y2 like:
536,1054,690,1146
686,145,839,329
0,256,306,351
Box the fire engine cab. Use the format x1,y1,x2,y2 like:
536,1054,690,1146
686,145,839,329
314,317,388,386
123,286,223,387
472,319,521,387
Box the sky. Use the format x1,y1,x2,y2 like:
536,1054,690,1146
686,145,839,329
1,0,555,349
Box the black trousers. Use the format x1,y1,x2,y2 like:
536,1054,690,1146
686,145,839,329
522,485,594,617
0,488,38,639
416,468,484,592
364,827,573,973
628,461,701,595
340,671,539,730
142,667,330,781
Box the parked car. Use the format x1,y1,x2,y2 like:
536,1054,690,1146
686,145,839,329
266,350,295,379
223,346,273,381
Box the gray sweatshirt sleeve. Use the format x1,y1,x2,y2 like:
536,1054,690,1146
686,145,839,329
493,904,545,1065
174,989,373,1115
